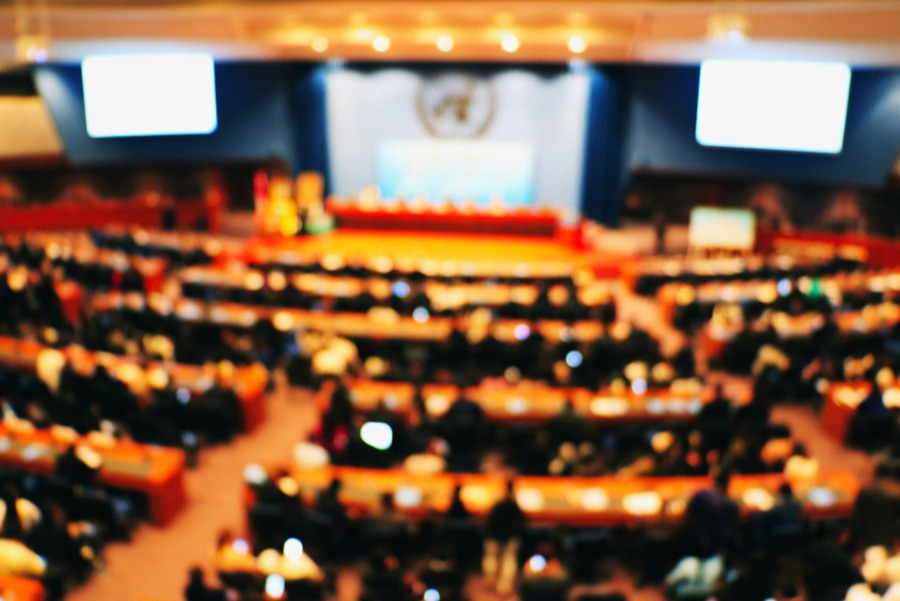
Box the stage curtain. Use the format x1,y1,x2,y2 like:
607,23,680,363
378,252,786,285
579,66,630,226
291,65,331,196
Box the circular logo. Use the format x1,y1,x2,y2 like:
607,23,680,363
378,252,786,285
416,73,495,138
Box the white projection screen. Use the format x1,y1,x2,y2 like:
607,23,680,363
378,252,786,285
695,60,851,154
82,54,218,138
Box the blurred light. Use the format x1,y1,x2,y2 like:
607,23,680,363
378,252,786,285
528,554,547,572
708,12,748,42
373,35,391,52
272,311,295,332
436,35,454,52
565,350,583,368
177,388,191,404
395,486,423,508
392,281,410,298
265,574,286,599
232,538,250,554
243,463,267,485
568,35,587,54
727,29,745,43
514,324,531,341
360,422,393,450
501,34,520,53
632,378,648,395
412,307,430,323
311,36,329,53
283,538,303,561
424,589,440,601
559,327,574,342
777,278,791,296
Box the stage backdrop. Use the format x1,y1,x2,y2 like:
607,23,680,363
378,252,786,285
326,66,589,222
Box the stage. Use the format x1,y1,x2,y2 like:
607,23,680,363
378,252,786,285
233,228,633,281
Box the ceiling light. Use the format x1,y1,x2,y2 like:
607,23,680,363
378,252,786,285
373,35,391,53
708,13,748,43
568,35,587,54
500,34,520,53
436,35,454,53
311,36,329,53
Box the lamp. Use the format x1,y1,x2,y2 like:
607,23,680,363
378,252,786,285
707,12,748,43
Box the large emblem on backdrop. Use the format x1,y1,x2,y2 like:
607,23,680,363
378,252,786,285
416,72,496,138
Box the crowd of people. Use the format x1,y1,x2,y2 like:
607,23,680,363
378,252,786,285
0,229,898,601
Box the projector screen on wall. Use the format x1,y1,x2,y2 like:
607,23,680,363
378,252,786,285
695,60,851,154
81,54,218,138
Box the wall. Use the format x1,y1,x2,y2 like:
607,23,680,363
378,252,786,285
325,65,590,222
628,65,900,188
29,60,900,225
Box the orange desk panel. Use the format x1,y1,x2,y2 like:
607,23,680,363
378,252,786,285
0,336,267,433
329,379,713,426
0,575,44,601
0,423,187,526
255,465,858,529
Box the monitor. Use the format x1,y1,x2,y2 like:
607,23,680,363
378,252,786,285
81,53,218,138
696,60,851,154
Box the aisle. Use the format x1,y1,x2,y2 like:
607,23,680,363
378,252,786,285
67,376,318,601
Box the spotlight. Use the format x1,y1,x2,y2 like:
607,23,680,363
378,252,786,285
567,35,587,54
436,35,454,53
373,35,391,53
500,34,520,53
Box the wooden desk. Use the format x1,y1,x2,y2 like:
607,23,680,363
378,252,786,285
96,292,632,345
0,336,268,432
821,382,873,443
701,304,900,361
241,243,576,282
656,268,900,326
254,465,858,528
177,266,614,315
0,575,44,601
329,379,714,425
0,423,186,526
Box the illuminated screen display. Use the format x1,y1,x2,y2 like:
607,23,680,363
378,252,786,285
695,60,851,154
81,53,218,138
377,139,536,205
688,206,756,251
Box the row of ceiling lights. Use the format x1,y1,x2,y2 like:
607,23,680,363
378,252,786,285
303,33,591,54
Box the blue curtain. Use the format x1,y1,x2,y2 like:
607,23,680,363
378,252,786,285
579,66,630,225
291,65,331,195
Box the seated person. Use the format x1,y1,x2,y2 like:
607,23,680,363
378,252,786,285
184,565,226,601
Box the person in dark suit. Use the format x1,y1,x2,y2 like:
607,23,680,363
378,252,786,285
483,479,526,595
753,482,804,553
683,469,738,558
183,565,226,601
441,394,487,471
850,461,900,549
